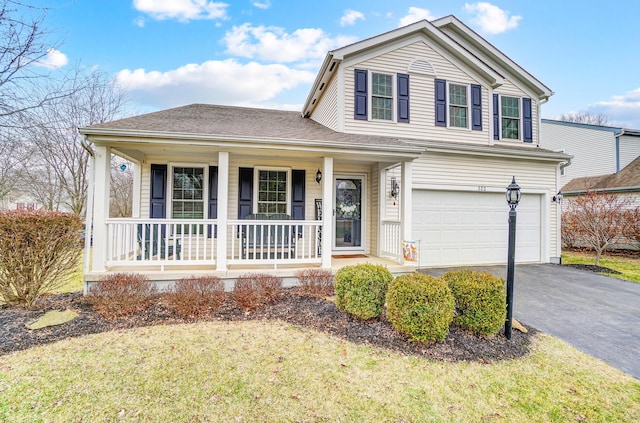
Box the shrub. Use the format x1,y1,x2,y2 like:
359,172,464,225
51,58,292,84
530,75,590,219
88,273,157,320
442,269,506,335
386,273,455,343
334,263,392,320
295,268,334,297
0,210,83,306
232,273,283,311
165,276,227,318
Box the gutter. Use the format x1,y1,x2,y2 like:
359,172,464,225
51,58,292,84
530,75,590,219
564,184,640,196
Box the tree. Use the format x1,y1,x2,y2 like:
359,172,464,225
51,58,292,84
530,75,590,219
559,112,609,126
562,190,637,265
110,158,133,218
0,131,22,207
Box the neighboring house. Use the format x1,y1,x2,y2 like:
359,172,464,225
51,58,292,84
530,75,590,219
540,119,640,189
80,16,569,289
0,190,39,211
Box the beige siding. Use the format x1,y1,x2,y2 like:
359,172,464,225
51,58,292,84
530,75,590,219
494,79,540,146
310,74,339,130
619,134,640,170
413,153,559,258
540,122,616,186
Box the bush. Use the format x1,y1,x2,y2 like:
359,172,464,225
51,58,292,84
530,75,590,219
165,276,227,318
295,268,334,297
88,273,157,320
0,210,83,306
232,273,283,311
386,273,455,343
334,263,392,320
442,269,506,335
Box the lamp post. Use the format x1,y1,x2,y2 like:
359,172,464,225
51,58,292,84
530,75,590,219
505,176,521,340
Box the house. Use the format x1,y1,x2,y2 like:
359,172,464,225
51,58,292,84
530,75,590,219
540,119,640,190
79,16,570,290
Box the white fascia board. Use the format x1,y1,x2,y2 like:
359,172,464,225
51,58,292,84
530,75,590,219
415,140,573,163
302,53,338,116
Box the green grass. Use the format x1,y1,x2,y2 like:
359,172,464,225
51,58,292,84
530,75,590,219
562,250,640,283
0,321,639,422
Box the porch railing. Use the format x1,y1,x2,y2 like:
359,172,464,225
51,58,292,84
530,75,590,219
106,219,217,267
380,220,402,261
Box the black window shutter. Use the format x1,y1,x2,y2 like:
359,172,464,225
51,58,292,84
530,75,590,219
149,164,167,218
238,167,254,219
397,73,410,123
291,170,305,236
208,166,218,237
493,94,500,140
471,84,482,131
354,69,368,120
435,78,447,127
523,97,533,143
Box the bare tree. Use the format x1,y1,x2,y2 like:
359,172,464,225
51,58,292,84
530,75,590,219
559,112,609,126
0,131,22,207
110,157,133,218
563,191,637,265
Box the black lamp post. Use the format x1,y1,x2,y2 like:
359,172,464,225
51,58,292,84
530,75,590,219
505,176,521,340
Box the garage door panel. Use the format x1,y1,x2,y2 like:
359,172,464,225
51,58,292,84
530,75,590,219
412,190,541,267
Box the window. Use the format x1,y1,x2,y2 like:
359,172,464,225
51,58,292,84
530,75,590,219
371,73,393,121
257,169,288,214
448,83,468,128
501,96,520,139
171,166,205,220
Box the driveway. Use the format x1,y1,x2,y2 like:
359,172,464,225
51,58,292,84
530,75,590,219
421,264,640,379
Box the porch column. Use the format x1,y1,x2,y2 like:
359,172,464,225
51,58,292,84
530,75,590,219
401,160,413,252
321,156,334,268
91,145,111,272
132,162,141,218
216,151,229,271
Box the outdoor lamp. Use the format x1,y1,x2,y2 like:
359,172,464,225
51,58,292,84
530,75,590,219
552,191,563,203
390,177,399,200
506,176,521,209
315,168,322,184
120,164,127,171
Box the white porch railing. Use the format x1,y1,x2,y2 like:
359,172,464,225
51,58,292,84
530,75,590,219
380,220,402,261
106,219,217,267
228,219,322,267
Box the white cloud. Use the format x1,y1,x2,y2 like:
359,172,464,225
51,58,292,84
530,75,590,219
588,88,640,128
115,59,315,109
464,2,522,34
133,17,145,27
223,23,356,63
252,0,271,9
35,48,68,69
340,9,365,27
132,0,228,22
398,7,435,27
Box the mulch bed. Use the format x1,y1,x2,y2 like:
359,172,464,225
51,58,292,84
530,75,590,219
0,290,536,363
564,264,621,274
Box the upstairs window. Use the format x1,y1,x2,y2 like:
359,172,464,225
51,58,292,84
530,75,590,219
371,73,393,121
448,83,468,128
501,96,520,140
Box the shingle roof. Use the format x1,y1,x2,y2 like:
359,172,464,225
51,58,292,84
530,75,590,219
563,155,640,193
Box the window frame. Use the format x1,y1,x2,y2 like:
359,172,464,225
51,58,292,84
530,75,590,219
499,95,521,140
447,82,470,129
368,70,396,122
167,163,209,220
253,167,292,215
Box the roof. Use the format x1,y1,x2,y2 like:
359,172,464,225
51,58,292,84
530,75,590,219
563,155,640,194
542,119,640,137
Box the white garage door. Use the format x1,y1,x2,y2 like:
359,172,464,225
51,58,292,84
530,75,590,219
412,190,542,267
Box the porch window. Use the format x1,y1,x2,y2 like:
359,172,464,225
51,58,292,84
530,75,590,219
257,169,288,214
171,166,205,234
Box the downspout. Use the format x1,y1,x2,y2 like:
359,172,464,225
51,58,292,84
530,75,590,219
615,129,625,172
80,137,95,294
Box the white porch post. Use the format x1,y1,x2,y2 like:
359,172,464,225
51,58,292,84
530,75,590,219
132,162,142,218
216,151,229,271
91,145,111,272
401,160,413,254
321,156,334,268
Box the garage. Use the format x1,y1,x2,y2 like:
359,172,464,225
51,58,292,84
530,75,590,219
411,190,542,267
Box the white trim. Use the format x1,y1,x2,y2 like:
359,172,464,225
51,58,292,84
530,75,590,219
333,173,367,252
497,94,522,142
167,163,210,220
368,70,396,122
252,166,292,215
446,81,471,130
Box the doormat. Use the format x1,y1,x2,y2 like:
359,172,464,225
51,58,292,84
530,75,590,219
332,254,368,259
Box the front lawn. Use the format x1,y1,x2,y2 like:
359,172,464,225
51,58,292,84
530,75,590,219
1,321,639,422
562,250,640,283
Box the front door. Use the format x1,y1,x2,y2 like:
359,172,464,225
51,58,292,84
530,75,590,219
334,176,364,250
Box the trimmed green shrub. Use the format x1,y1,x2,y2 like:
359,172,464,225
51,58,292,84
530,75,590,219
442,269,506,335
0,209,83,306
295,268,334,297
334,263,393,320
386,273,455,343
165,276,227,318
88,273,157,320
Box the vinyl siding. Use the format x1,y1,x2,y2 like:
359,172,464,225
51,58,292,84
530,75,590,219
618,134,640,170
540,122,617,185
310,73,339,130
494,80,539,145
412,153,559,258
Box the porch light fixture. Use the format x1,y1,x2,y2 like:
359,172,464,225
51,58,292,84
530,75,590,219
505,176,520,340
552,191,563,203
390,177,399,200
120,164,127,171
315,168,322,184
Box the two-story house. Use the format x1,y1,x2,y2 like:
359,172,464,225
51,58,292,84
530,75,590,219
80,16,570,289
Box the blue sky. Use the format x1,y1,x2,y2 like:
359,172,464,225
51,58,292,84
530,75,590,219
37,0,640,128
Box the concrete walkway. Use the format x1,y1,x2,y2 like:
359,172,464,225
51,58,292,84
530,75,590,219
421,264,640,379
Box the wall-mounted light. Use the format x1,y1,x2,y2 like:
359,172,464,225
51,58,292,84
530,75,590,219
315,168,322,184
552,191,563,204
390,177,399,202
120,164,127,171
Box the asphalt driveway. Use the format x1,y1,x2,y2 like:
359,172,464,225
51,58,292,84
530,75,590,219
421,264,640,379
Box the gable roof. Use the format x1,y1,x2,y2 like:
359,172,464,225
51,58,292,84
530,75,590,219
563,155,640,194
